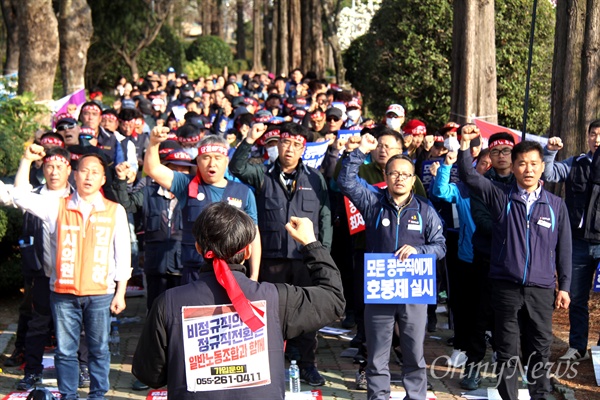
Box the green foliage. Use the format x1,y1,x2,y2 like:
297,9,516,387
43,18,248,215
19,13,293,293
344,0,555,132
344,0,453,127
496,0,555,135
86,1,185,88
229,59,250,74
185,36,233,71
0,94,47,176
136,25,185,78
184,58,211,81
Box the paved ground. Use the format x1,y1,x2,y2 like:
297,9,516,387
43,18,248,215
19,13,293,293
0,295,562,400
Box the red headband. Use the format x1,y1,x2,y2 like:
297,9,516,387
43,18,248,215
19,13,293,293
280,132,307,146
159,148,175,155
178,135,201,144
102,114,118,121
489,139,514,149
198,144,229,156
40,137,65,148
82,104,101,113
44,155,69,165
163,150,193,163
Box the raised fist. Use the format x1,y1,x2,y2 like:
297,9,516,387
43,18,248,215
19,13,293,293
150,126,170,145
24,144,46,161
459,124,480,142
546,137,563,152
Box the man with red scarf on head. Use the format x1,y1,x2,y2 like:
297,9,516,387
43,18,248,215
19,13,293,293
144,127,261,283
229,121,332,386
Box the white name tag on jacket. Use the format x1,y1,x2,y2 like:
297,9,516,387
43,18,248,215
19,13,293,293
537,219,551,229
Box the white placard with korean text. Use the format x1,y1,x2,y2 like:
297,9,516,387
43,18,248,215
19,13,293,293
182,302,270,392
364,254,436,304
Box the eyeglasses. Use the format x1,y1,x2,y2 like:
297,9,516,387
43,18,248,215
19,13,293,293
326,116,340,122
376,144,401,152
57,123,77,131
386,171,414,181
280,139,304,150
489,148,512,157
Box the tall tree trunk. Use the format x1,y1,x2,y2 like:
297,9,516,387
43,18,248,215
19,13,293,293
289,0,301,70
236,0,246,59
269,0,278,74
58,0,93,96
199,0,212,36
0,0,19,75
310,0,325,78
300,0,312,73
212,0,223,39
278,0,289,76
549,0,593,156
322,0,345,84
252,0,264,72
16,0,59,102
581,0,600,137
450,0,497,125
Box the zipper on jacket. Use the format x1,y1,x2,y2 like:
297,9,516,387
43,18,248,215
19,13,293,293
522,203,536,284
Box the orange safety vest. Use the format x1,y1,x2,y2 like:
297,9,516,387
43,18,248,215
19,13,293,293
54,195,118,295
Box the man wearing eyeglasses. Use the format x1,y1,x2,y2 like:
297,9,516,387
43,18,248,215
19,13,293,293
229,121,333,386
542,120,600,363
337,133,446,400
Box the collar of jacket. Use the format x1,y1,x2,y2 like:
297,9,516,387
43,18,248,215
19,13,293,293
267,159,310,176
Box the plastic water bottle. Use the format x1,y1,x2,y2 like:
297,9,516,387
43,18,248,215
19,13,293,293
109,325,120,356
289,360,300,393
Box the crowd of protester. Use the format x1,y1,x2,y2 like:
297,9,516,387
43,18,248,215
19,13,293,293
1,65,597,400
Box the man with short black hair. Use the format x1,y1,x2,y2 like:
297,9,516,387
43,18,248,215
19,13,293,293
337,133,446,400
458,126,571,400
13,148,131,400
132,203,344,399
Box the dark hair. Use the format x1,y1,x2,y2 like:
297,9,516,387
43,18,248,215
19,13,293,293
280,122,312,142
488,132,515,145
235,113,254,130
77,152,107,173
511,140,543,163
102,108,119,118
118,108,142,121
589,119,600,134
44,146,71,161
385,154,415,174
40,131,65,145
477,148,490,163
192,202,256,265
376,128,405,151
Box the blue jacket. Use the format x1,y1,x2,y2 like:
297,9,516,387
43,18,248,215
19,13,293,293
458,149,572,290
337,149,446,259
431,163,475,263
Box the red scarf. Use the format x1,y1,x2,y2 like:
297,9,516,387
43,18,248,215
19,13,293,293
204,251,265,332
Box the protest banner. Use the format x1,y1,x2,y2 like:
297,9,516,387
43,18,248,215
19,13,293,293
364,254,437,304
